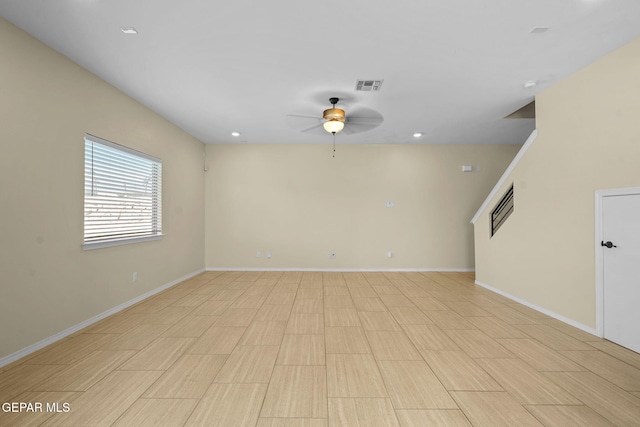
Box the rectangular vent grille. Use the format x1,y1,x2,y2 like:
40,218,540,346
491,184,514,237
355,80,383,91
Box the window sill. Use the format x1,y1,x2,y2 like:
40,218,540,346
82,234,164,251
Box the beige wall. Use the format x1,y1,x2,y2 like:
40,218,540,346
205,143,519,270
0,18,205,360
474,37,640,329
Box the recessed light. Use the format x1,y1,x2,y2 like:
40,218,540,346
231,132,240,137
120,27,138,35
530,26,549,34
523,80,538,89
413,132,423,138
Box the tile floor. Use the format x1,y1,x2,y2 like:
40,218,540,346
1,271,640,426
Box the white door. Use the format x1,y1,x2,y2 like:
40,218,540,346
602,193,640,353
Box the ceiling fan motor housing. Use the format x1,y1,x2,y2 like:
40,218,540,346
323,108,346,123
323,97,345,123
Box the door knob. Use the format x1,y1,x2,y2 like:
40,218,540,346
601,241,617,248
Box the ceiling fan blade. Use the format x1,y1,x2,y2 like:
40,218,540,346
286,113,322,133
346,107,383,122
300,122,324,133
287,113,320,120
341,125,356,135
347,116,384,124
342,106,384,134
343,122,380,135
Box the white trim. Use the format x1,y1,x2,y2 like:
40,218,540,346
82,234,164,250
470,129,537,224
85,133,161,163
206,267,475,272
475,280,599,337
594,186,640,339
0,268,204,368
595,191,604,337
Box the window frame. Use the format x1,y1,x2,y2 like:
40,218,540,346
83,134,163,250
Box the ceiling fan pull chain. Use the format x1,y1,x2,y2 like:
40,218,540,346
332,133,336,158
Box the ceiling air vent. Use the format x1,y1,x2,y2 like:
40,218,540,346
355,80,383,92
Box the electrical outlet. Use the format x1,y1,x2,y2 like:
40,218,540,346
328,252,336,259
132,272,138,282
266,251,272,259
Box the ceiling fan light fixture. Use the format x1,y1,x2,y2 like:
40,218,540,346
323,120,345,134
323,103,346,134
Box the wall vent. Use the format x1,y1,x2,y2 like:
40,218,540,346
355,80,383,91
491,184,514,237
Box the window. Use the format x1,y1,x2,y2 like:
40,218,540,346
491,184,513,237
83,134,162,249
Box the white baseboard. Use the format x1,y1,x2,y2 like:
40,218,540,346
475,280,600,337
206,267,475,273
0,268,205,368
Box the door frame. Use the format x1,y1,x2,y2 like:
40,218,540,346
594,186,640,339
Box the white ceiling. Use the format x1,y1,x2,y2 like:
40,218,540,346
2,0,640,145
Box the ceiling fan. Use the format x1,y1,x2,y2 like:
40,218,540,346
286,97,384,136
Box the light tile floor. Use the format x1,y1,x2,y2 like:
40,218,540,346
1,271,640,426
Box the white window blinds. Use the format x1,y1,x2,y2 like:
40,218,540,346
84,134,162,249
